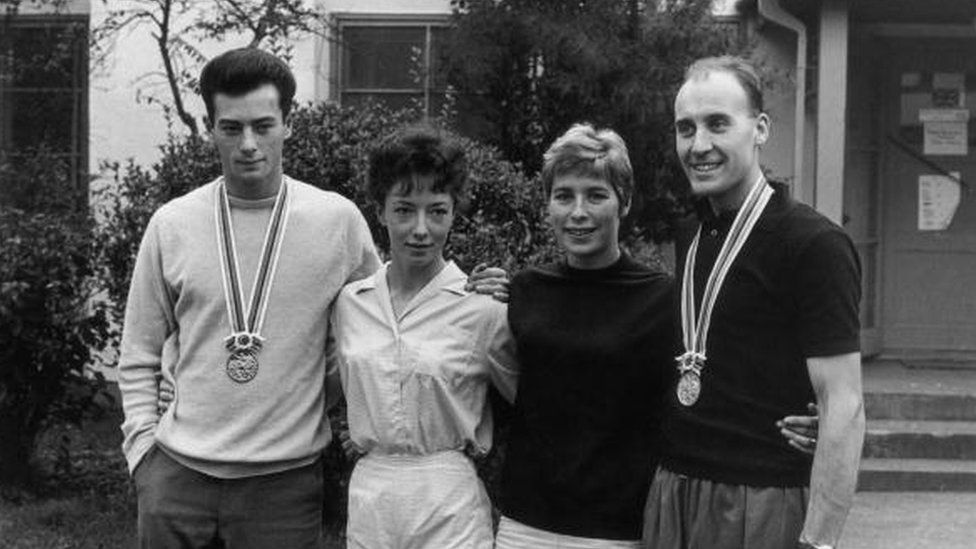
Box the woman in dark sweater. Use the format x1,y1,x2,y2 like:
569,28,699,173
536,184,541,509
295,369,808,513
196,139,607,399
494,123,673,548
494,124,814,548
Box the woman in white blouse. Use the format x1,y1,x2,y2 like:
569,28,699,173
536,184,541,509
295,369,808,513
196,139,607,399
327,124,518,549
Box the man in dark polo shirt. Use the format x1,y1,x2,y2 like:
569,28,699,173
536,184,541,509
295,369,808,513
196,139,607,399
642,56,865,549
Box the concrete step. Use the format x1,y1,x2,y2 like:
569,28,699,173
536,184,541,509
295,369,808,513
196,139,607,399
865,392,976,421
863,361,976,398
859,362,976,491
858,458,976,492
863,420,976,460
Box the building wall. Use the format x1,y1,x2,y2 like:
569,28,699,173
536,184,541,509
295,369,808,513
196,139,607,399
749,24,800,191
87,0,740,179
88,1,323,175
87,0,453,174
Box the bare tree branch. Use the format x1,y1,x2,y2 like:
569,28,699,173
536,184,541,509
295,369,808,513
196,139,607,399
92,0,333,133
154,0,198,134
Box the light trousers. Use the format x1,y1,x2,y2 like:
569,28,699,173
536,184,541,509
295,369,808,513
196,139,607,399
494,516,641,549
346,450,494,549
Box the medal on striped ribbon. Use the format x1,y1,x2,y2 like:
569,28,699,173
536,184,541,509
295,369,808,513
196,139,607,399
677,175,773,406
214,177,291,383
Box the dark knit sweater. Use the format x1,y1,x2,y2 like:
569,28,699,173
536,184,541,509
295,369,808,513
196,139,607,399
499,253,675,540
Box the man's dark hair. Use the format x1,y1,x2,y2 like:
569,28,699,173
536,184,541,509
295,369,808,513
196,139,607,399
199,47,297,125
684,55,765,115
366,124,469,211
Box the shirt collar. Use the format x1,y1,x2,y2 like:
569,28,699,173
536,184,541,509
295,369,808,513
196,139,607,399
694,180,790,234
355,260,468,296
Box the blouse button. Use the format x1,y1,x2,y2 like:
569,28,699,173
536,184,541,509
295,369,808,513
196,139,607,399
709,229,718,237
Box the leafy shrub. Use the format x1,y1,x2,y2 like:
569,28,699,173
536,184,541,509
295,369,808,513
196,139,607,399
0,147,85,214
94,135,220,328
0,150,111,487
284,101,560,270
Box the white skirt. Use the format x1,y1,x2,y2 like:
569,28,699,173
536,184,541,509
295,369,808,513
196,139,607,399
346,451,494,549
494,516,641,549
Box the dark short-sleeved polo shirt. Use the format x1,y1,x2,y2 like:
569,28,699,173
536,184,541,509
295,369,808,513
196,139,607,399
660,182,861,487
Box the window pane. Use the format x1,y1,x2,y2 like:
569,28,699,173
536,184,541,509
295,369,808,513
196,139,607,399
341,91,425,113
6,24,82,89
342,26,426,90
430,27,450,90
2,90,75,152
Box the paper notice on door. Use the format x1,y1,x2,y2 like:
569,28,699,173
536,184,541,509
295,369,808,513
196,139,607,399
919,108,969,123
933,72,966,107
923,120,968,155
918,173,962,231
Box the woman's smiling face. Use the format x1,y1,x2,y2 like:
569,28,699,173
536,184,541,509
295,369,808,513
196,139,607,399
548,174,627,270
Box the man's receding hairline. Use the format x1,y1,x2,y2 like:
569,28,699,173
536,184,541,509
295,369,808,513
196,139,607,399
675,69,758,114
682,67,745,90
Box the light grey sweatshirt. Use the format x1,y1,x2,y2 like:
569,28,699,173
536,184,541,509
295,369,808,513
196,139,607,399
118,177,380,478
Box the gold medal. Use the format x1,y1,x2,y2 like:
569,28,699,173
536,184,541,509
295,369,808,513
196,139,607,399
677,371,701,406
675,351,704,407
226,348,259,383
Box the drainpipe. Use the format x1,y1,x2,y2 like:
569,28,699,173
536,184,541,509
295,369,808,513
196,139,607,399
757,0,807,202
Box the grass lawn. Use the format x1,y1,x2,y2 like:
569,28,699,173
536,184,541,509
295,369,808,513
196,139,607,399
0,400,345,548
0,491,135,548
0,403,137,548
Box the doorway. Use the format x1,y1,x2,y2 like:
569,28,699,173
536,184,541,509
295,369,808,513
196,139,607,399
876,38,976,359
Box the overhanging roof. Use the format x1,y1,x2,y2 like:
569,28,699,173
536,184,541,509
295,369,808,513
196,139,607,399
773,0,976,25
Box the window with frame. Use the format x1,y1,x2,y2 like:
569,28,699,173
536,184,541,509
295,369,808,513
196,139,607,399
334,16,449,117
0,16,88,205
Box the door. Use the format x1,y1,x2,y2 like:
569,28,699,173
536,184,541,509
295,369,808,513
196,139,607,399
879,38,976,359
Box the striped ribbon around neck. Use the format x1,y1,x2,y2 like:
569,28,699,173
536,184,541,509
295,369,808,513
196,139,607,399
213,176,292,382
676,175,773,406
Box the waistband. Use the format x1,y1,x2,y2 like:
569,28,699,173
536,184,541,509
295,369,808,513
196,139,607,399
360,449,472,472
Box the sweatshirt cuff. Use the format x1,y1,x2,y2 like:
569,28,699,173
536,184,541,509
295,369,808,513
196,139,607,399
124,430,157,475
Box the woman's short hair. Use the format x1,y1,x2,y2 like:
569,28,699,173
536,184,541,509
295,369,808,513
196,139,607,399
366,124,468,210
541,123,634,212
683,55,765,115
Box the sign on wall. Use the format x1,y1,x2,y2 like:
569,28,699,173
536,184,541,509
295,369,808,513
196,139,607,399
918,172,962,231
900,71,974,157
920,108,969,156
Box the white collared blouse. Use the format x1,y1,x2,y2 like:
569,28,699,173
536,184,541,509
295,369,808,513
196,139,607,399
329,261,518,456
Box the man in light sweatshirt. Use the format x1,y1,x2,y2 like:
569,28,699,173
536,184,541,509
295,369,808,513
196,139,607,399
118,47,381,547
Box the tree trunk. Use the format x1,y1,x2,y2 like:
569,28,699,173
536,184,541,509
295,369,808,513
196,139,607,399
0,401,37,488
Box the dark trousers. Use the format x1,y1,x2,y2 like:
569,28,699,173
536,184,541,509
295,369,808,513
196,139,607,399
134,446,323,549
642,467,809,549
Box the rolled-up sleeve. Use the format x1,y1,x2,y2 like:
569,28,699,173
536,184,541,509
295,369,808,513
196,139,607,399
481,301,519,403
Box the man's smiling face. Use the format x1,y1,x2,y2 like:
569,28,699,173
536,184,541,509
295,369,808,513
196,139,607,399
674,70,768,212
